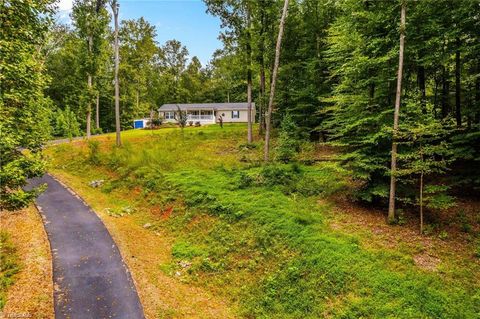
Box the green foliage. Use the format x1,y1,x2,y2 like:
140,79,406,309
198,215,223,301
87,140,101,164
0,232,19,309
49,127,480,318
172,241,206,260
275,114,302,163
54,106,81,138
175,105,188,129
0,0,53,210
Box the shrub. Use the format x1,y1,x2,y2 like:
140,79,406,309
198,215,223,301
53,106,81,139
260,164,298,187
275,114,302,163
0,232,19,309
172,241,206,259
87,140,101,164
91,127,103,135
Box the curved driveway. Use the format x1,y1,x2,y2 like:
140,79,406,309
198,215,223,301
29,174,144,319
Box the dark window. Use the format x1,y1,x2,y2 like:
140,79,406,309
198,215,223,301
232,110,240,119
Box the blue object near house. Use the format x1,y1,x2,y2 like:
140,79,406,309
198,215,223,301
134,119,146,129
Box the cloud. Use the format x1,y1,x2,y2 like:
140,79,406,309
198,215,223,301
57,0,73,11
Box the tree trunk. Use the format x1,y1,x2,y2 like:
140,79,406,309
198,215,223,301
259,66,266,135
420,169,424,234
264,0,289,162
150,109,154,130
455,38,461,127
476,61,480,124
112,0,121,146
258,6,266,136
96,92,100,129
246,10,253,144
433,74,439,118
418,65,426,114
86,35,93,139
387,1,406,223
136,89,140,111
441,66,449,119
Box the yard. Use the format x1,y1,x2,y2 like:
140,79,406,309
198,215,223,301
43,124,480,318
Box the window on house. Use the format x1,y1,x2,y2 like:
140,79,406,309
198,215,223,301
165,111,175,119
232,110,240,119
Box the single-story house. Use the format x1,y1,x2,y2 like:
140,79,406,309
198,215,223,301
158,103,255,125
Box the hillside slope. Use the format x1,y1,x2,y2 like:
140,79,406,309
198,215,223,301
45,125,480,318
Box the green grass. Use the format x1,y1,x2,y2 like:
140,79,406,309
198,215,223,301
0,231,19,309
46,124,480,318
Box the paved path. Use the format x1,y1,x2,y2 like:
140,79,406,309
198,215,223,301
28,174,144,319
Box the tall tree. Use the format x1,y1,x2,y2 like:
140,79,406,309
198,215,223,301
204,0,255,142
264,0,289,161
387,1,406,223
161,39,189,103
0,0,54,210
72,0,109,138
111,0,121,146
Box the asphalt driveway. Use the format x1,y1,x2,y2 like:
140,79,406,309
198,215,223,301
28,174,144,319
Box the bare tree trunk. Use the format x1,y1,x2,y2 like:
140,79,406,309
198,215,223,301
387,1,406,223
433,75,439,118
246,9,253,144
476,61,480,124
259,65,266,135
420,169,424,234
150,109,154,130
86,35,93,139
258,6,266,136
264,0,289,162
96,92,100,129
112,0,121,146
441,66,449,119
455,38,461,127
418,65,426,114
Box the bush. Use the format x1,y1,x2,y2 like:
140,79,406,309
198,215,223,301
275,114,301,163
172,241,206,259
87,140,101,164
0,232,19,309
260,164,298,187
53,106,81,139
91,127,103,135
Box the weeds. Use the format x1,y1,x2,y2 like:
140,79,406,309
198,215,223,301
0,232,19,309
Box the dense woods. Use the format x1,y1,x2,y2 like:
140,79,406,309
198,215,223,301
2,0,480,222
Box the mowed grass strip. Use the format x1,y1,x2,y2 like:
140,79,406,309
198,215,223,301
46,124,480,318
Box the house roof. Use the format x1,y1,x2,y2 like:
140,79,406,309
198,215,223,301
158,103,255,111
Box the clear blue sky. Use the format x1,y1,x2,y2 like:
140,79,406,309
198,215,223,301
57,0,223,65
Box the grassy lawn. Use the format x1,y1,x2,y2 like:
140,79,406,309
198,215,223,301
45,124,480,318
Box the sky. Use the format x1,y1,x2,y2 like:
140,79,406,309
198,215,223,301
57,0,223,65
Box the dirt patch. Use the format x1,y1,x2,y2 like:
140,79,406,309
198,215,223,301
0,206,54,318
413,253,441,271
328,198,480,273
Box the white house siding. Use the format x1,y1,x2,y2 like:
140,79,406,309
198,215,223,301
160,111,216,124
158,103,255,125
217,109,253,123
